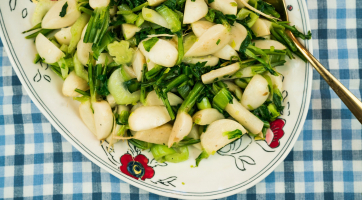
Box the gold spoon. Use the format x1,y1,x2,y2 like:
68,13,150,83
263,0,362,123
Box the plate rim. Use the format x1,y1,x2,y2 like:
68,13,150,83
0,0,313,198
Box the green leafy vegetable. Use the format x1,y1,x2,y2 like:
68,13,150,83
195,150,209,166
143,37,159,52
59,2,68,17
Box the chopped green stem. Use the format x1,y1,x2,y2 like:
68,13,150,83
176,32,184,65
117,110,130,125
196,150,209,167
83,6,110,46
92,31,114,60
22,23,41,34
50,65,63,79
25,29,53,39
245,49,278,76
79,7,93,15
87,62,96,102
162,74,188,93
146,65,163,80
123,78,141,93
279,23,312,40
274,28,297,52
33,54,41,64
262,49,286,55
212,88,233,112
75,89,90,96
155,5,181,32
154,86,175,120
294,51,308,63
179,82,205,113
140,64,148,105
132,2,149,12
172,137,200,148
197,97,211,110
177,82,191,99
223,129,243,139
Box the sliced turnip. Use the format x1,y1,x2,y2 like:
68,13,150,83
183,33,198,52
62,71,89,97
129,106,171,131
167,112,193,147
147,0,167,6
192,108,224,125
93,100,113,140
253,40,286,50
234,0,249,8
201,119,246,155
31,0,56,26
138,39,149,58
142,7,170,29
265,71,283,92
182,55,219,66
79,100,96,136
225,98,264,134
187,125,202,150
106,94,117,108
123,65,137,79
89,0,110,9
54,27,72,45
260,18,272,30
210,0,238,15
122,24,141,40
229,23,247,50
96,53,113,66
213,44,239,60
201,62,240,84
147,60,157,70
36,33,64,64
241,74,269,110
149,39,178,67
108,68,140,105
183,0,208,24
130,102,143,113
185,24,230,57
251,18,271,37
42,0,81,29
133,124,173,145
191,20,215,37
146,91,183,106
224,81,243,100
132,49,146,81
77,24,93,66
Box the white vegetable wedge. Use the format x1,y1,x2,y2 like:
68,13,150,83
149,39,178,67
62,71,89,97
251,18,271,37
213,44,239,60
168,112,193,147
253,40,286,50
201,119,246,155
185,24,230,57
89,0,110,9
36,33,64,64
191,20,215,37
234,0,249,8
142,8,170,29
201,62,240,84
132,49,146,81
117,105,130,114
77,24,92,66
106,94,117,108
182,55,219,66
93,100,113,140
96,53,113,66
138,39,149,58
42,0,81,29
129,106,171,131
210,0,238,15
130,102,143,113
192,108,224,125
188,125,202,150
225,98,264,134
133,124,173,145
260,18,272,30
31,0,56,26
79,100,96,136
265,71,283,92
123,65,137,79
54,27,72,45
122,24,141,40
147,0,167,6
229,23,247,50
224,81,243,100
146,91,183,106
147,60,157,70
183,0,208,24
108,68,140,105
241,74,269,110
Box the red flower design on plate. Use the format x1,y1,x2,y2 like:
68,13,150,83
265,119,285,148
120,154,155,180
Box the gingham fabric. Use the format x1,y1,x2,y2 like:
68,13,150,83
1,0,362,199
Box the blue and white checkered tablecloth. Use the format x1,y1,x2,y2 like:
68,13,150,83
1,0,362,199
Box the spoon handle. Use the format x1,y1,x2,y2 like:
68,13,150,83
286,30,362,124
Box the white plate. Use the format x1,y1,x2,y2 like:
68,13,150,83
0,1,312,199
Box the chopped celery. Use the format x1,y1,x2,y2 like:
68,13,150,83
155,5,181,33
151,144,176,162
73,52,88,81
164,147,189,163
236,8,259,28
68,13,90,54
107,41,135,65
212,88,233,111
